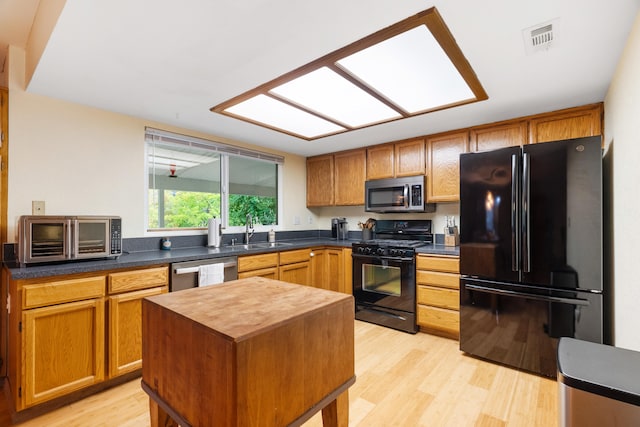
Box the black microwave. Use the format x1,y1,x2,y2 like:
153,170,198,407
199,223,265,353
365,176,436,213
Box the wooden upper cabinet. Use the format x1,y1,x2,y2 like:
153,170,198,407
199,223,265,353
366,144,395,180
529,103,603,144
395,139,425,176
367,140,425,179
334,149,366,205
470,121,527,152
306,155,334,207
426,131,469,203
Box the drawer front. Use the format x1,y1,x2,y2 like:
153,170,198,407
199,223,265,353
417,305,459,335
416,255,459,273
416,270,459,289
108,266,169,294
279,249,311,265
238,253,279,272
238,267,279,280
23,276,106,309
417,285,459,310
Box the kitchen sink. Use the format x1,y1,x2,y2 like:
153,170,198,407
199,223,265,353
250,242,293,248
229,242,294,250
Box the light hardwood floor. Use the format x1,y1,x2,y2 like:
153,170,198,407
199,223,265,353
1,321,558,426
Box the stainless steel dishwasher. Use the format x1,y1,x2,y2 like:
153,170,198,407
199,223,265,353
170,256,238,291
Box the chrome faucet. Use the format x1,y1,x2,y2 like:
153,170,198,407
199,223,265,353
245,213,254,244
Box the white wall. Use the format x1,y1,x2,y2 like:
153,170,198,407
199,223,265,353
313,203,459,238
604,11,640,351
7,46,315,240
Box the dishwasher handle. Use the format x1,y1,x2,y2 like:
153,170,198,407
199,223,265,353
174,260,238,275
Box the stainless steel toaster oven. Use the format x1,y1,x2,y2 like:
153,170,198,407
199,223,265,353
17,215,122,266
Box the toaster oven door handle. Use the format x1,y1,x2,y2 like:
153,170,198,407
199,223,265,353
66,220,73,258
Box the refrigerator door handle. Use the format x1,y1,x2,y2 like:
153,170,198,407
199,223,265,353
464,283,589,306
522,152,531,272
511,154,520,271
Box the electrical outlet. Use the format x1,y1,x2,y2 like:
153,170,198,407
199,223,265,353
32,201,45,215
293,216,300,225
308,216,313,224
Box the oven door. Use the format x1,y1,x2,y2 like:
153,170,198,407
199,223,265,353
72,218,112,259
352,253,418,333
19,217,72,264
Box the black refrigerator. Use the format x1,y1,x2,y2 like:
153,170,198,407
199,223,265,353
459,136,605,377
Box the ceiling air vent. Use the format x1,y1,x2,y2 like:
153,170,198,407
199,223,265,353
531,24,553,47
523,18,560,55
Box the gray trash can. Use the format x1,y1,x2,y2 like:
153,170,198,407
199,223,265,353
558,337,640,426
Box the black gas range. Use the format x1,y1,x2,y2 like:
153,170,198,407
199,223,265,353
353,239,430,258
352,220,432,333
353,219,433,257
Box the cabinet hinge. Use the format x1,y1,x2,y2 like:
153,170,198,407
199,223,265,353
18,387,22,398
18,321,22,332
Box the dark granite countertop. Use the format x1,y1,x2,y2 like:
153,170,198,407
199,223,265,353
5,237,459,280
415,244,460,257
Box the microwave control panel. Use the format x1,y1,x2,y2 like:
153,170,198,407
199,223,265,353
410,184,423,206
110,218,123,255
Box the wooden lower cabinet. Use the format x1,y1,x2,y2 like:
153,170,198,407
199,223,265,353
416,255,460,339
107,267,169,378
279,249,312,286
238,253,279,279
240,247,350,292
8,266,169,412
238,267,278,279
22,298,105,408
279,261,311,285
342,248,352,295
108,286,166,377
311,248,343,292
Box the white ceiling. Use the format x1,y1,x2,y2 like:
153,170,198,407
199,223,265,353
2,0,640,157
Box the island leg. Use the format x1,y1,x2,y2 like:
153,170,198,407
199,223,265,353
321,390,349,427
149,397,179,427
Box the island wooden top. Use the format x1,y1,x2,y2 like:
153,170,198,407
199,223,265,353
143,276,354,341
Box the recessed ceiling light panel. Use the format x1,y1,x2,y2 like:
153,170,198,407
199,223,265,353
337,26,475,113
226,94,346,139
211,7,487,140
270,66,401,127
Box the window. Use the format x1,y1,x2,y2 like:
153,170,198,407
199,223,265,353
211,7,487,140
146,127,283,232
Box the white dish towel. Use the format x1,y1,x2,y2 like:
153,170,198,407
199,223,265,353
198,263,225,287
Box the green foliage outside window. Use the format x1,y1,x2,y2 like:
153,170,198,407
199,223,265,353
228,194,277,226
148,190,220,228
149,190,276,229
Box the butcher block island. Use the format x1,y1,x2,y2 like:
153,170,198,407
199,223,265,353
141,277,355,427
